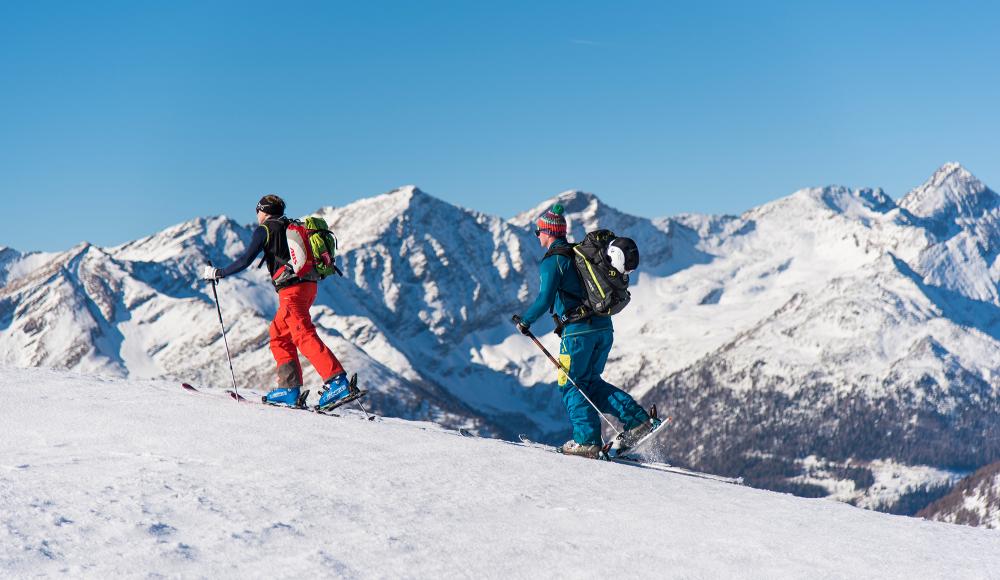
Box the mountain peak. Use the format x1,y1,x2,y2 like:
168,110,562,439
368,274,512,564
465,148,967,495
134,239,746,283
551,190,604,213
510,190,610,228
386,184,426,200
106,214,251,265
315,185,489,247
377,185,449,208
899,163,997,220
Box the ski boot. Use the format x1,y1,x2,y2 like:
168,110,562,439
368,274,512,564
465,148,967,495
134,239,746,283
558,440,604,459
315,372,364,412
611,405,663,456
262,386,308,408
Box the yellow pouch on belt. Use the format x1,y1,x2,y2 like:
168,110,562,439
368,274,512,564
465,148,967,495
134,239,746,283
558,354,571,386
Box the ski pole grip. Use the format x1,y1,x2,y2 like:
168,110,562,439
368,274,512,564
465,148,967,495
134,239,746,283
206,260,218,286
512,314,535,339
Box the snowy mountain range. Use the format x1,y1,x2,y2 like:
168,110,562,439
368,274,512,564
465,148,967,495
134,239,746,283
2,162,999,518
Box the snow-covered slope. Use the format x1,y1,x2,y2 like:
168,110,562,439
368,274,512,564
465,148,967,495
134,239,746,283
919,461,1000,529
2,367,999,578
3,165,1000,518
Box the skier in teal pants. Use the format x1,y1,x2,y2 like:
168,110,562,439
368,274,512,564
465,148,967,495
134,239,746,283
513,204,655,458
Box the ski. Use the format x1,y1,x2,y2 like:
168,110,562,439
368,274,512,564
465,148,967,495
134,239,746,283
517,434,556,451
607,405,671,458
519,435,609,459
227,389,248,402
315,389,368,413
181,382,341,417
517,434,742,485
314,373,367,412
314,373,376,421
608,455,745,485
216,374,376,421
232,389,342,417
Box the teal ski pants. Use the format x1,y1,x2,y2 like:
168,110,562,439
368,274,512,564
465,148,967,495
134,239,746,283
557,329,649,446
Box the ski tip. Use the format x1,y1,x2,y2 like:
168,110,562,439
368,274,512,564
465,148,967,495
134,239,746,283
181,383,197,392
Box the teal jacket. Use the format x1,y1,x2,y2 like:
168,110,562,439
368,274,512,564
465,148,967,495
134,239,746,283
520,239,613,337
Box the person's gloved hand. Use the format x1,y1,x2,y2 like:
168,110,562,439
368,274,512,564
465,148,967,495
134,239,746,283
201,265,221,281
511,314,531,336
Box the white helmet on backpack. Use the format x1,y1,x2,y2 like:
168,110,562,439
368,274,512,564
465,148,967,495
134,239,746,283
607,237,640,274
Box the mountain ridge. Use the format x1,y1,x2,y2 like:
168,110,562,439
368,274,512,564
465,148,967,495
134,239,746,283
2,162,999,521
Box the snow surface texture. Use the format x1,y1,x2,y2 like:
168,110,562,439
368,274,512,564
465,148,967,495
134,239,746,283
2,367,999,579
2,164,1000,512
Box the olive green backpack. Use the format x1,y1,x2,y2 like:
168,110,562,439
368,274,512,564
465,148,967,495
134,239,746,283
302,216,342,279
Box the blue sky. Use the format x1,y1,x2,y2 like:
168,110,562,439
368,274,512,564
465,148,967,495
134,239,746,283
2,1,998,251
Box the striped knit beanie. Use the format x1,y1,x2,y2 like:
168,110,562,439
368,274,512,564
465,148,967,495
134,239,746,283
536,204,568,238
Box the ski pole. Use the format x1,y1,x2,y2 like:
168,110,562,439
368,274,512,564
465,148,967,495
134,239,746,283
207,261,241,401
355,398,375,421
514,318,622,439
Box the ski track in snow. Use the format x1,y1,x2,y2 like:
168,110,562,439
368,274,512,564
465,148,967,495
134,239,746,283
2,368,999,579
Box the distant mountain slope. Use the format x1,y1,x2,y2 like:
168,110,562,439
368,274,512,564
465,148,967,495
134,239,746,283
918,460,1000,528
638,165,1000,498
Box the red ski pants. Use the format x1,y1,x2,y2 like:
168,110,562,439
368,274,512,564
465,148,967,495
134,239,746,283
269,281,344,388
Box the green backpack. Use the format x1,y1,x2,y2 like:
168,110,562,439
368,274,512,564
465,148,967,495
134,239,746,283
302,216,342,278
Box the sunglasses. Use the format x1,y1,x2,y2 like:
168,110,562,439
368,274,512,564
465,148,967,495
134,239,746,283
534,229,542,237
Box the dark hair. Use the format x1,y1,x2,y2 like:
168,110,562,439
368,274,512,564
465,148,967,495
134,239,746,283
256,194,286,216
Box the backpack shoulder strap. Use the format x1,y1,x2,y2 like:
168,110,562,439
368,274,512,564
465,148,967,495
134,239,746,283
543,243,575,261
256,217,289,269
541,243,585,313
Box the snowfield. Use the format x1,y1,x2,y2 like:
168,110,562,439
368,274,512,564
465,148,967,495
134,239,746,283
2,368,998,579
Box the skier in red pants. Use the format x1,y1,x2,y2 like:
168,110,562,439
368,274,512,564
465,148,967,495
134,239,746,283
201,194,358,410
